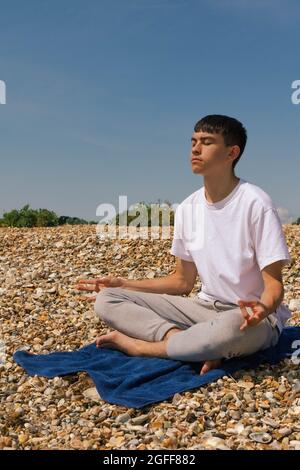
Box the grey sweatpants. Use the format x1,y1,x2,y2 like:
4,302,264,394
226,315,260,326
94,287,280,362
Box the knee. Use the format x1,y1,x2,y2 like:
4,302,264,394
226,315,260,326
216,309,266,359
199,310,245,360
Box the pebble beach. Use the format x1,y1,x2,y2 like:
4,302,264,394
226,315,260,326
0,224,300,450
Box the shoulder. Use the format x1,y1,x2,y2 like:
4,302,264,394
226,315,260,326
171,189,202,224
240,179,276,213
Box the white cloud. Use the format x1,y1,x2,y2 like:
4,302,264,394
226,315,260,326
276,206,296,224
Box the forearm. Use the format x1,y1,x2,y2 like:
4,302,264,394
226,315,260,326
121,273,189,295
259,283,284,317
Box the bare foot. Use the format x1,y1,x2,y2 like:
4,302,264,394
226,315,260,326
200,359,222,375
96,331,145,356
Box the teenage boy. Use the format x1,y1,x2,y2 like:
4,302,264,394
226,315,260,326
77,115,291,375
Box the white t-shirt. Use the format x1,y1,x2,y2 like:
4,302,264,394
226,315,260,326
170,177,292,332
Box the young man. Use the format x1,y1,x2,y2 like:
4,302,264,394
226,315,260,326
77,115,291,375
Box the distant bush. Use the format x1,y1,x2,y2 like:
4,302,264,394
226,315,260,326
1,205,59,228
292,218,300,225
0,205,96,227
58,215,91,225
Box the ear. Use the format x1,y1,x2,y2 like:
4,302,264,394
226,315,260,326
229,144,241,159
227,145,240,166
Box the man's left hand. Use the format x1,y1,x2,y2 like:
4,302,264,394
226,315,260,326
238,300,269,331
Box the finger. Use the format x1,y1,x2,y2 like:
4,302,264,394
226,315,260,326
240,319,249,331
77,282,103,290
241,302,256,310
239,303,252,311
77,282,108,290
239,306,251,320
77,279,98,284
76,285,95,292
238,301,248,310
240,308,250,320
239,304,253,313
240,315,260,329
77,279,108,285
81,277,110,283
247,316,260,326
78,295,97,302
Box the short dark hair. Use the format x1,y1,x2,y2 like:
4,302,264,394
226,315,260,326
193,114,247,172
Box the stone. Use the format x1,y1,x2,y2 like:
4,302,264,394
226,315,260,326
82,387,101,402
289,299,300,311
33,288,44,299
249,432,272,444
116,413,131,424
289,440,300,450
131,414,150,425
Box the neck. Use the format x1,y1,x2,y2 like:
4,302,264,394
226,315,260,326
204,172,240,204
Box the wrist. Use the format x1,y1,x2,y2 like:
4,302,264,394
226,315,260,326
259,288,284,317
259,302,272,318
118,277,127,288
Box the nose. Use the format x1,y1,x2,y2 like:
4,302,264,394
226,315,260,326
192,142,202,155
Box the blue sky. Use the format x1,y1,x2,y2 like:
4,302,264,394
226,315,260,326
0,0,299,222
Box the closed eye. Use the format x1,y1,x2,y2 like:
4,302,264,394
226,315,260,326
191,140,213,146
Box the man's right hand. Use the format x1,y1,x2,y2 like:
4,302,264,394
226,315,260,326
75,276,125,302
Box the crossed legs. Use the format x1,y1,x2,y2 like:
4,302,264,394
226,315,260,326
94,287,277,373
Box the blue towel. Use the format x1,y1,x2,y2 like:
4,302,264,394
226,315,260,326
13,327,300,409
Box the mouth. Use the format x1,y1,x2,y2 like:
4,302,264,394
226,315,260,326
191,159,203,163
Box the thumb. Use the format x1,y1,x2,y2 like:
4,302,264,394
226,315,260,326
98,276,112,285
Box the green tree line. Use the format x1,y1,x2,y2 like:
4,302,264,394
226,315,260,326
0,205,97,227
1,203,298,228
